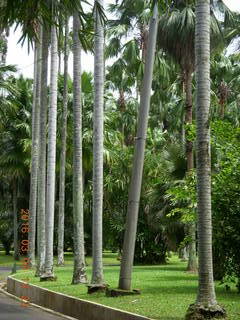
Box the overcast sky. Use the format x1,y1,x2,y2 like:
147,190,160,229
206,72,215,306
6,0,240,79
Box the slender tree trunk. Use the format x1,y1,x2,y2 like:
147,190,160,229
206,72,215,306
42,25,58,279
0,30,7,64
57,19,69,267
187,222,197,269
220,102,225,119
13,179,19,261
28,39,41,268
186,0,226,318
91,0,105,286
36,25,49,277
195,6,215,307
184,70,197,272
179,246,188,261
71,12,87,285
58,52,61,74
185,70,194,171
118,4,159,291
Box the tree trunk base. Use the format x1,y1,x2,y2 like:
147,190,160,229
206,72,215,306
35,265,44,277
11,263,17,274
186,259,198,273
87,284,108,294
186,266,198,273
40,274,57,282
56,262,65,267
71,276,88,285
106,288,141,297
185,304,227,320
35,271,40,277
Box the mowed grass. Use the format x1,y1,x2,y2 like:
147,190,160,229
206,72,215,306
0,251,119,267
12,254,240,320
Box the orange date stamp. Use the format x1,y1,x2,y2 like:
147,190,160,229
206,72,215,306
19,209,31,307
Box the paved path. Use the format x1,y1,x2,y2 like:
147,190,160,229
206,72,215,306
0,268,71,320
0,291,69,320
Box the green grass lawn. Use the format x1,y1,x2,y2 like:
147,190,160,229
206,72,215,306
11,254,239,320
0,251,119,267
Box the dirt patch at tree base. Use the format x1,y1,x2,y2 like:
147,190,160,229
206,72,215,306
87,284,108,294
185,304,227,320
106,288,141,297
40,275,57,282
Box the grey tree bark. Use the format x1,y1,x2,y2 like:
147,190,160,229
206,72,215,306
0,25,8,64
71,12,88,285
28,39,41,268
118,4,159,291
36,25,49,277
91,0,105,286
42,25,58,279
186,0,226,318
57,19,69,267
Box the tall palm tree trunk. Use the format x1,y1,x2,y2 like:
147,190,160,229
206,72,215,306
58,52,61,74
36,25,49,277
0,26,8,64
91,0,105,286
185,70,197,272
118,4,159,291
185,70,194,171
28,38,41,268
13,179,19,261
71,12,87,285
57,18,69,267
42,25,58,279
186,0,226,318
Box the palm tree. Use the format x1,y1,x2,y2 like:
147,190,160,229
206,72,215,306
28,36,41,268
157,0,225,271
0,75,32,262
41,24,58,280
186,0,226,318
90,0,105,289
57,17,69,267
158,4,198,272
118,3,159,291
36,23,49,277
71,12,87,285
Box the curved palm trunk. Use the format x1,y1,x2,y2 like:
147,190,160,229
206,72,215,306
42,25,58,279
91,0,104,286
186,0,226,318
28,39,41,268
57,19,69,267
118,4,159,291
36,25,49,277
184,70,197,272
71,12,87,285
13,179,19,261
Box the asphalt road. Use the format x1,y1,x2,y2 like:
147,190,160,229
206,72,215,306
0,291,69,320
